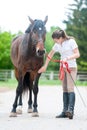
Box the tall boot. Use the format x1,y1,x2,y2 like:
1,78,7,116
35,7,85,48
66,92,75,119
56,92,68,118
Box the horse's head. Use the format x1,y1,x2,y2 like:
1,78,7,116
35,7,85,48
27,16,48,57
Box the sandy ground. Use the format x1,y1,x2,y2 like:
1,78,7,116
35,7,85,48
0,86,87,130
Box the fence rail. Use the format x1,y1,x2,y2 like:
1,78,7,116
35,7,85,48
0,70,14,81
0,70,87,81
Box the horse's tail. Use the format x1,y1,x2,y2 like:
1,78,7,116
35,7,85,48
23,72,30,94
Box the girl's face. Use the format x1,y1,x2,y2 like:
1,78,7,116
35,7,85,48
53,37,63,44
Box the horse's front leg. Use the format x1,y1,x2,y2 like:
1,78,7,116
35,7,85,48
16,94,23,114
32,73,41,117
10,78,23,117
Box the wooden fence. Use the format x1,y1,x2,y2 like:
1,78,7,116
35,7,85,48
0,70,87,81
0,70,14,81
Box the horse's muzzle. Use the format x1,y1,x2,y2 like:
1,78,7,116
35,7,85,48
36,49,46,57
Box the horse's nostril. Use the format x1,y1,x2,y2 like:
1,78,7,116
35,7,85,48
37,50,40,53
37,50,45,57
43,50,46,53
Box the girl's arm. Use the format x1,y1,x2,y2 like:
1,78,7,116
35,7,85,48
63,47,80,62
38,49,55,73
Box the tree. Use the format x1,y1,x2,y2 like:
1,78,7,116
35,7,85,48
45,26,61,71
63,0,87,71
0,28,23,69
0,30,15,69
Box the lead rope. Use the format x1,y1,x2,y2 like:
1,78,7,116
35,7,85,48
46,54,71,80
46,53,86,107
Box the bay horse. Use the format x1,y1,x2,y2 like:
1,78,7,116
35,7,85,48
10,16,48,117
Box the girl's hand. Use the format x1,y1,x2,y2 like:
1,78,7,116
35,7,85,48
38,66,46,73
62,57,68,63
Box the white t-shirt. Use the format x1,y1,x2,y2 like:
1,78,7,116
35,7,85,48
52,39,78,68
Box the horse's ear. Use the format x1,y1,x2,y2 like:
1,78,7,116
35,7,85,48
28,16,34,24
44,16,48,25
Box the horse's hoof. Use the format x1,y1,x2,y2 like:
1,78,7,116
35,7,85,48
9,112,17,117
16,106,22,114
16,109,22,114
27,108,33,113
32,112,39,117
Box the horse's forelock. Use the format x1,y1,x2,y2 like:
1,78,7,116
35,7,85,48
32,20,45,31
25,20,45,34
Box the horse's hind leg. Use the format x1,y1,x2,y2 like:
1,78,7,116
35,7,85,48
16,94,23,114
27,85,33,113
23,72,33,113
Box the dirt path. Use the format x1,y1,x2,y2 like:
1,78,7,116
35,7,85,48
0,87,11,92
0,86,87,130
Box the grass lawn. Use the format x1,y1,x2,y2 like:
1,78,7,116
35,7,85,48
0,79,17,89
0,78,87,89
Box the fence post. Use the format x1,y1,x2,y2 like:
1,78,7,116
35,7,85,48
50,71,54,80
11,70,14,79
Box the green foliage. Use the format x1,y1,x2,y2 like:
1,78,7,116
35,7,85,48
0,30,13,69
0,1,87,72
45,26,60,71
0,29,23,69
63,0,87,71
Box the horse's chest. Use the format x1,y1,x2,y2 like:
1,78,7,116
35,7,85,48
24,59,43,71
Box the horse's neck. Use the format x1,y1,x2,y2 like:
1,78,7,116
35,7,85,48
22,33,35,56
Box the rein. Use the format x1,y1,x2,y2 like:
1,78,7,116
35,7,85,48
46,54,71,80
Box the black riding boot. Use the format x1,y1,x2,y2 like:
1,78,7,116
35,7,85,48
66,92,75,119
56,92,68,118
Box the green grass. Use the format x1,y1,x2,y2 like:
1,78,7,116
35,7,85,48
39,79,87,86
0,78,17,89
0,78,87,89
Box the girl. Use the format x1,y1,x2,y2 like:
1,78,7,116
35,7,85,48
38,29,80,119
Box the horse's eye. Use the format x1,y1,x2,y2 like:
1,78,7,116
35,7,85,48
32,46,35,51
